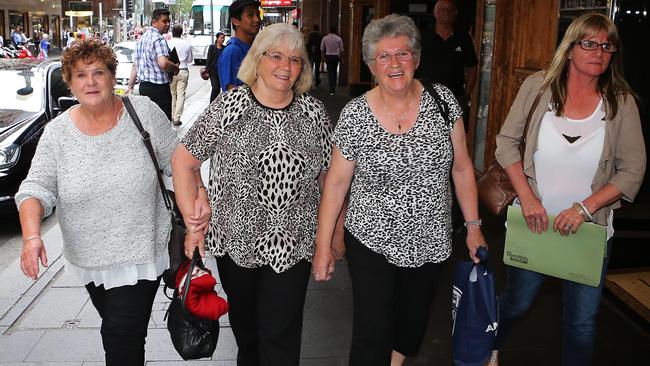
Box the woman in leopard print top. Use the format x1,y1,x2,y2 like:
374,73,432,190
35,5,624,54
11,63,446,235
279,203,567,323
313,14,487,366
171,24,342,365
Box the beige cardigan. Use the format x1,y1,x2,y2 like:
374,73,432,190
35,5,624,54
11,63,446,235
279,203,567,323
495,71,646,225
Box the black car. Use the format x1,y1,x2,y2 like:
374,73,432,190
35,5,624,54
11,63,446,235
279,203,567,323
0,58,75,216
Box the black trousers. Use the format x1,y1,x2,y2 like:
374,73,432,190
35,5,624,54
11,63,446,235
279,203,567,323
311,52,321,86
139,81,172,121
345,229,442,366
216,254,310,366
85,277,161,366
325,55,339,93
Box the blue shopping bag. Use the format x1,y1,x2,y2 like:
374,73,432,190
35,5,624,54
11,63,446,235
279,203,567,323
452,247,498,366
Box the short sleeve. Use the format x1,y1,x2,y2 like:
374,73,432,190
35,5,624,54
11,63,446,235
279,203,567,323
433,84,463,129
461,33,478,68
181,93,226,161
217,46,240,92
15,124,59,216
332,100,362,161
316,101,333,171
154,37,169,59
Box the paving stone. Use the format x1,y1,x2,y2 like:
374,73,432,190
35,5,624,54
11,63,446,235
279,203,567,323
303,288,353,321
0,298,15,319
25,329,103,362
151,309,168,328
0,295,36,327
0,330,45,362
144,328,184,361
300,358,347,366
19,287,89,329
0,363,83,366
53,267,86,287
211,327,237,361
300,318,351,359
76,300,101,329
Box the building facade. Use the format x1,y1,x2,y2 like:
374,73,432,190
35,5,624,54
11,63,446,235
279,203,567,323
0,0,63,48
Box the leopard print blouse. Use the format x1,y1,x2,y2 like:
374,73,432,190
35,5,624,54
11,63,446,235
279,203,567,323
333,84,462,267
182,86,333,273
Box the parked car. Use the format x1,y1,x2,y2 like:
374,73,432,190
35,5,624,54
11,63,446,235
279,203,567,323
0,59,75,216
113,41,139,95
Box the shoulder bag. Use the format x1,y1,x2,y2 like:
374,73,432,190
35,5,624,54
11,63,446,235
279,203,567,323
476,90,544,215
122,96,186,289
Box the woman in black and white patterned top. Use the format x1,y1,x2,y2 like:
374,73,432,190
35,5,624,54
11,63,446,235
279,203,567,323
172,24,340,365
313,14,486,366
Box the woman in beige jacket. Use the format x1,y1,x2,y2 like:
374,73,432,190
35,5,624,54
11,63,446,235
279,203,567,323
491,13,646,366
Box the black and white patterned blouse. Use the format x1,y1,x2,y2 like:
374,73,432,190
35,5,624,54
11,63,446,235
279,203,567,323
182,86,333,273
334,84,462,267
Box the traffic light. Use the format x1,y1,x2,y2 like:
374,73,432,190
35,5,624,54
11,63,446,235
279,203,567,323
126,0,134,17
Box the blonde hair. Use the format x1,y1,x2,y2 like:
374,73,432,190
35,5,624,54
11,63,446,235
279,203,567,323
543,12,632,119
238,23,312,94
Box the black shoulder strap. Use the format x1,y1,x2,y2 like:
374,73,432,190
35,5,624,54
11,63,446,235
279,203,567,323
420,79,450,124
122,96,173,212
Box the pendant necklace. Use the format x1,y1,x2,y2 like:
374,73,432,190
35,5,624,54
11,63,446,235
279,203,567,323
381,91,416,132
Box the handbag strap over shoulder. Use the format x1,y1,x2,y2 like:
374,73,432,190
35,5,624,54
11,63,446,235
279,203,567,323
419,79,450,124
122,96,173,212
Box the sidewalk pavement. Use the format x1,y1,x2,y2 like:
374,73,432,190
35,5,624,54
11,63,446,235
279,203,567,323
1,78,648,365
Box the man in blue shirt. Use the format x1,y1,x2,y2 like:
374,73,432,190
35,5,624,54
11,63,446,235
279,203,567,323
218,0,260,92
127,8,179,121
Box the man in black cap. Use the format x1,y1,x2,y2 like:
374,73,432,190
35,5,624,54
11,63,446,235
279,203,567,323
218,0,261,91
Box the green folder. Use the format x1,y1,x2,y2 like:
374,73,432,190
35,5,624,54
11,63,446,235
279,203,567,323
504,205,607,287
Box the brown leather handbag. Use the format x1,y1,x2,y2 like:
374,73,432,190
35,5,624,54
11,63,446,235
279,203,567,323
477,91,543,215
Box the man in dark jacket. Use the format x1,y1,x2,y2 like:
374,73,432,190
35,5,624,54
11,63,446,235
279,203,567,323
306,24,322,87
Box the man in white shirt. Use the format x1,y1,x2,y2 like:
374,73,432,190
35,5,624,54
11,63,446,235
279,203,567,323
320,27,344,96
167,24,194,126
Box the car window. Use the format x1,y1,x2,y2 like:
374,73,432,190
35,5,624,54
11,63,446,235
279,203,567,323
49,66,72,110
114,46,134,63
0,66,44,113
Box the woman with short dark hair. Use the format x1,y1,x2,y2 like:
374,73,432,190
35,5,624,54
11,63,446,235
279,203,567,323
17,39,208,365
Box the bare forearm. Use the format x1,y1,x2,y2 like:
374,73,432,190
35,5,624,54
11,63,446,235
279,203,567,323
582,183,623,216
316,182,349,249
19,198,45,239
504,161,537,202
171,149,201,225
452,166,480,222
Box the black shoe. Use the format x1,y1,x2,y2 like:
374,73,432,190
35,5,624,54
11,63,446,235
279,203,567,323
173,120,182,126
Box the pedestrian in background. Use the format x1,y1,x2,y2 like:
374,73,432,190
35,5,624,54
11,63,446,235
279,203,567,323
205,32,226,102
218,0,261,91
491,12,646,366
320,26,344,95
38,34,50,61
127,8,179,121
306,24,322,87
66,31,75,48
15,39,201,366
416,0,477,130
168,24,193,126
172,23,340,365
313,14,485,366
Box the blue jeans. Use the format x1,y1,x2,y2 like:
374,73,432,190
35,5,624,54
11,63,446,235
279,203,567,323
495,238,612,366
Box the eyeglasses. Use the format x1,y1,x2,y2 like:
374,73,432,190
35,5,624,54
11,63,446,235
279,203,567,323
573,40,618,53
262,51,303,67
372,50,414,65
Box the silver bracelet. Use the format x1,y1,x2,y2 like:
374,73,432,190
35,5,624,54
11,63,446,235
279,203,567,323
577,201,595,222
197,185,207,191
464,219,482,227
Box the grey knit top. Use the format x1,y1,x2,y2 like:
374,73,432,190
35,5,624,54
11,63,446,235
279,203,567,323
15,95,178,270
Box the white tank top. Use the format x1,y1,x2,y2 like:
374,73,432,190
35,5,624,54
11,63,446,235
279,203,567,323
534,99,613,238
